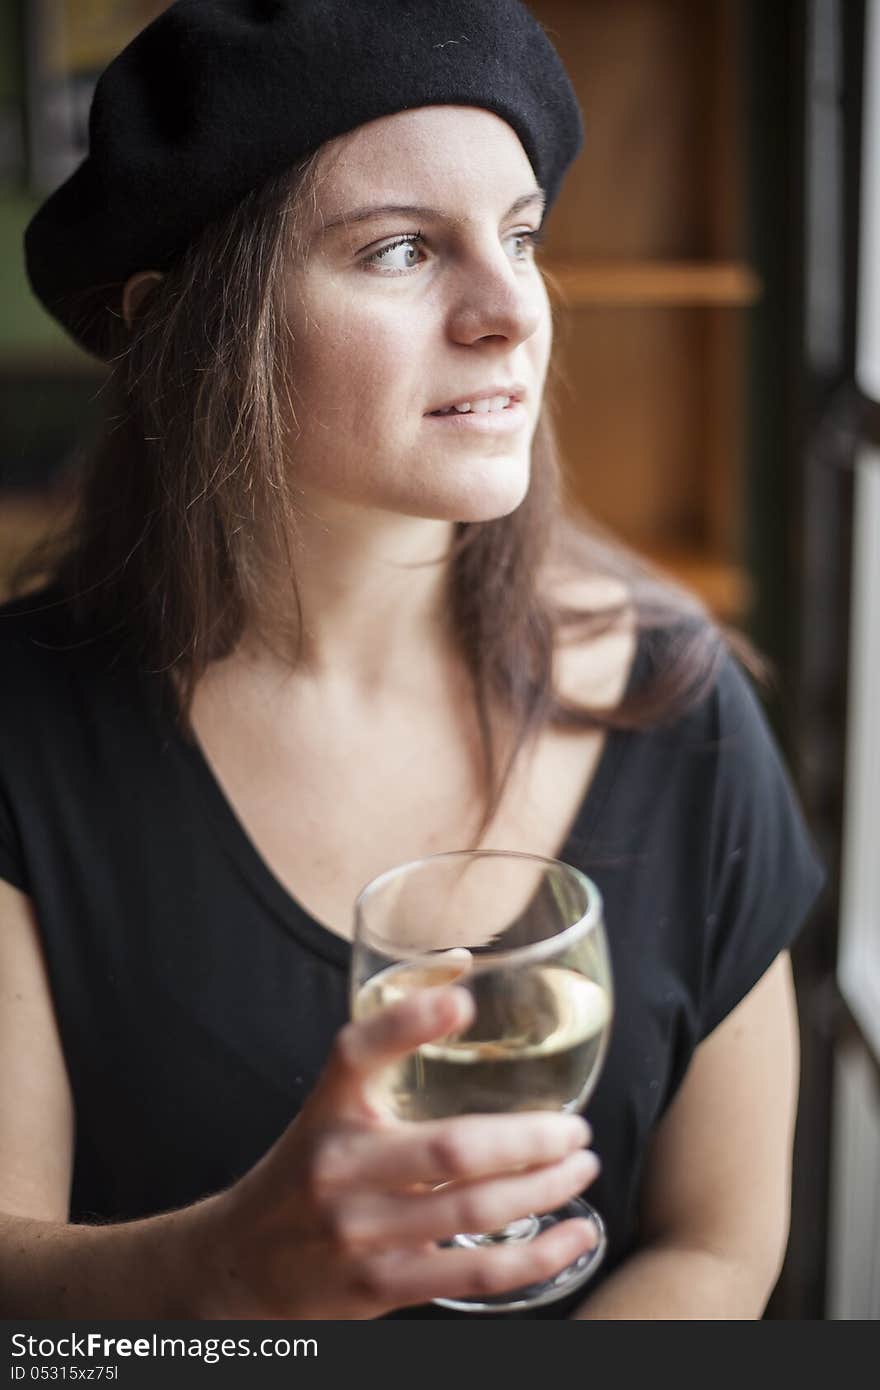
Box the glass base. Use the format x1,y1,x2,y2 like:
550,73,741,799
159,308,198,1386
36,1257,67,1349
432,1199,607,1313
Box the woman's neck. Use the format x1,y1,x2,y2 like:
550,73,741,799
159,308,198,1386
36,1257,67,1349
245,500,458,699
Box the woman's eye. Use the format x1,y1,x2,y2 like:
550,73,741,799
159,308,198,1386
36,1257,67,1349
366,235,425,272
363,227,544,274
506,229,545,260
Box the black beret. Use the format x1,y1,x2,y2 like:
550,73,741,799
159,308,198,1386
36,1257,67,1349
24,0,582,361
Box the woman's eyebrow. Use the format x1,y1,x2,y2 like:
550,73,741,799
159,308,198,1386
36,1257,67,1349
319,189,546,235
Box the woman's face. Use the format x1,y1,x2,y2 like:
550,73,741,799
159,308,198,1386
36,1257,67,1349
284,105,553,524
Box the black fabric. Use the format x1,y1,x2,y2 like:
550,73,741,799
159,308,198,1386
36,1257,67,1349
24,0,582,361
0,588,825,1318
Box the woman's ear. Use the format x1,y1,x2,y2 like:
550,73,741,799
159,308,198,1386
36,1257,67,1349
121,270,165,329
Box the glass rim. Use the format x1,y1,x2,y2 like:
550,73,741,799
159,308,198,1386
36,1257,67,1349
352,848,604,972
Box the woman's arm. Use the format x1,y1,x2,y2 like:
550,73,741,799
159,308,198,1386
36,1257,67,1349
571,951,800,1319
0,878,209,1316
0,1207,216,1319
0,879,601,1317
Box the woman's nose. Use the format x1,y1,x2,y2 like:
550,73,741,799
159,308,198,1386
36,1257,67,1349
446,254,544,348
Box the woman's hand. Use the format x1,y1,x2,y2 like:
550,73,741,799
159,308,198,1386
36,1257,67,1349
191,986,601,1319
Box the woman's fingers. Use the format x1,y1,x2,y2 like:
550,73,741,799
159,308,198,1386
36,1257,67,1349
355,1217,600,1310
334,1147,601,1250
318,1111,591,1192
318,984,474,1117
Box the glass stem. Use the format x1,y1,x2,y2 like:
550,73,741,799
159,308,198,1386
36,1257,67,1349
455,1215,541,1246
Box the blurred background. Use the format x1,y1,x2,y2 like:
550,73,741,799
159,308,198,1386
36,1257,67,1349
0,0,877,1320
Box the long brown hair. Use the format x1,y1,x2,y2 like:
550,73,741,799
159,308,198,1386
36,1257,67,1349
11,151,764,846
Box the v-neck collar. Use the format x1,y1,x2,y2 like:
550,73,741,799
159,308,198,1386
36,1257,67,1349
166,628,649,972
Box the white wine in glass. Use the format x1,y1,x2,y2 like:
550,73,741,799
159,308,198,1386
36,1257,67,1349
350,849,613,1313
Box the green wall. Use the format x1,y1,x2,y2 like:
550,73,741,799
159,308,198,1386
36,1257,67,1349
0,0,87,363
0,191,83,358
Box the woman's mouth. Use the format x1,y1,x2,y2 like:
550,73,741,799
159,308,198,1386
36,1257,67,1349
425,393,527,434
430,395,513,416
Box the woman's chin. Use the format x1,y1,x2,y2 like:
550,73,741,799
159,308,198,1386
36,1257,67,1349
427,464,532,523
452,496,528,523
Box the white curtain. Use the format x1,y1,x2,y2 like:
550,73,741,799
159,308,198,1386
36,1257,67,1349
827,0,880,1321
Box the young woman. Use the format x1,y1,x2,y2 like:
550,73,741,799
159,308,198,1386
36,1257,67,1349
0,0,824,1319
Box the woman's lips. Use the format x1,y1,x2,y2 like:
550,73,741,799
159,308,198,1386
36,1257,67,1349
423,401,528,434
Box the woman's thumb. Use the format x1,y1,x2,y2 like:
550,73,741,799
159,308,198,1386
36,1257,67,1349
319,982,474,1118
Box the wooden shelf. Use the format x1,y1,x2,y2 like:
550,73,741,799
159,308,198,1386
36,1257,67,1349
641,546,753,622
543,261,762,308
0,348,104,377
0,264,762,375
0,491,753,627
0,493,66,598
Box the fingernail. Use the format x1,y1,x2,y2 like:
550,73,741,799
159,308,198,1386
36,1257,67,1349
429,985,470,1024
563,1114,592,1145
572,1150,601,1178
577,1218,600,1248
446,984,474,1017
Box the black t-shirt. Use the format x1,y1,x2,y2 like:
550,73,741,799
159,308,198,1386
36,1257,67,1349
0,587,825,1318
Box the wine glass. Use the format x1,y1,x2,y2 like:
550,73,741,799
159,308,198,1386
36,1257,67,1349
350,849,612,1313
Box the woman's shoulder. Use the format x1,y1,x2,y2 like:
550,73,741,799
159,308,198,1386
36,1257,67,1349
0,583,71,663
540,563,731,718
541,567,640,710
0,582,128,710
